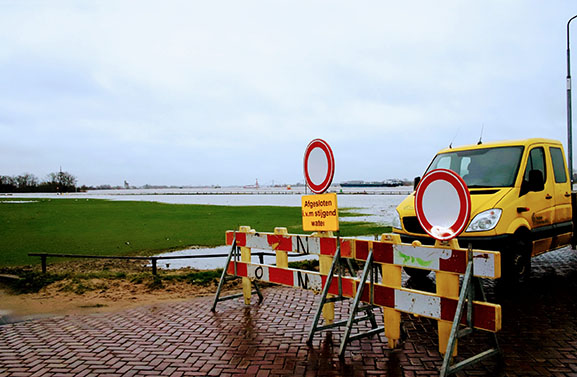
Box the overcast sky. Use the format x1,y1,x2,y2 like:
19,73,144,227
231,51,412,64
1,1,576,187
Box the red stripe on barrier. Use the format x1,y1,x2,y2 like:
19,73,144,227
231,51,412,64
267,234,292,251
438,249,467,274
341,240,353,258
373,242,394,264
226,231,234,245
226,261,234,275
269,266,294,286
440,297,498,332
321,275,355,297
342,277,355,297
355,240,370,261
235,232,247,247
440,297,457,324
227,261,248,277
318,238,353,257
366,283,395,308
320,238,337,256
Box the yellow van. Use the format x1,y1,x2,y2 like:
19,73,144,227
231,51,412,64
393,138,573,281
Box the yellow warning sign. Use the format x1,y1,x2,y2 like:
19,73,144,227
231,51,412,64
301,193,339,232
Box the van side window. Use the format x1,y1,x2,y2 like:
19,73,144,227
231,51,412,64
550,147,568,183
523,147,546,186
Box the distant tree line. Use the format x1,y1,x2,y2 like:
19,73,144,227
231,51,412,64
0,171,78,193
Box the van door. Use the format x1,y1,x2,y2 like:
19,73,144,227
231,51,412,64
548,146,573,247
520,146,555,255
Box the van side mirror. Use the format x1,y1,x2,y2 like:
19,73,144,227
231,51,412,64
413,176,421,191
521,169,544,196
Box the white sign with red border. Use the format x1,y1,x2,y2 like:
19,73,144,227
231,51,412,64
303,139,335,194
414,169,471,241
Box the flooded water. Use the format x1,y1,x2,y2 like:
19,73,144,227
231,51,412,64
153,246,319,270
5,186,410,270
5,186,410,225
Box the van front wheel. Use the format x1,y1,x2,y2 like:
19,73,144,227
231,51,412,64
503,235,531,283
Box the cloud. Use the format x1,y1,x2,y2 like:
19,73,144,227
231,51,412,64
0,1,575,185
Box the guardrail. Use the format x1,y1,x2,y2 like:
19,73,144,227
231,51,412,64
28,252,309,275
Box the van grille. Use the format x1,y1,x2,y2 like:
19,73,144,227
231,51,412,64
402,217,427,234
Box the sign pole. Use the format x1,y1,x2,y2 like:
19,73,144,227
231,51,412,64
414,169,472,356
302,138,338,325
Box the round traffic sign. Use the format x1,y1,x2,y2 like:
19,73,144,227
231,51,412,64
414,169,471,241
303,139,335,194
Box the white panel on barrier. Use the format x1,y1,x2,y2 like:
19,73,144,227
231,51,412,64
393,244,444,270
245,234,272,250
291,234,322,255
473,253,497,278
395,290,441,319
293,270,323,292
247,264,270,282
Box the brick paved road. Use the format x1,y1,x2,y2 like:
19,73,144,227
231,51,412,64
1,248,577,376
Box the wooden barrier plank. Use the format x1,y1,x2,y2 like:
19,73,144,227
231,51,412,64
358,282,500,333
356,241,500,279
225,231,354,258
226,261,500,332
225,231,500,279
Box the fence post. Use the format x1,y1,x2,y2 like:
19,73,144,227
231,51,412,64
151,258,158,275
274,227,288,268
436,239,460,356
318,231,335,325
239,226,253,305
381,234,403,348
41,255,47,274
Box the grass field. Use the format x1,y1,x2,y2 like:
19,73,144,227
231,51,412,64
0,198,391,267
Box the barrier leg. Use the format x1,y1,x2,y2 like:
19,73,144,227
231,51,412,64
382,264,402,348
436,239,460,357
319,254,335,324
274,227,289,268
211,237,238,312
437,271,459,356
381,234,402,348
239,226,252,305
319,231,335,325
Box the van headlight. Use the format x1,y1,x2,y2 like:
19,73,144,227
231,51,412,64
392,210,402,230
466,209,502,232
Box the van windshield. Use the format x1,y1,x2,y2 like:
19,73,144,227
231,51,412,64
425,146,524,188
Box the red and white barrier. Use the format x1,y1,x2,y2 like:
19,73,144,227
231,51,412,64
354,240,500,279
226,260,500,332
226,231,500,279
225,231,354,257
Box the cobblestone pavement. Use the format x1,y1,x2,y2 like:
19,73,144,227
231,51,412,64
2,247,577,376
